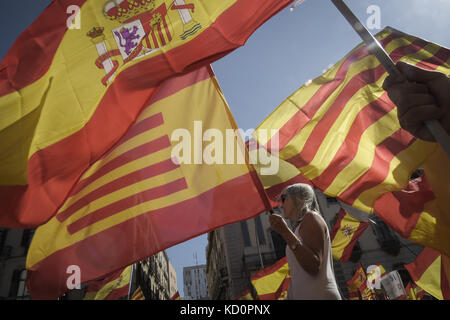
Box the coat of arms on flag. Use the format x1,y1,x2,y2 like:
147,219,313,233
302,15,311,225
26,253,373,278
88,0,203,85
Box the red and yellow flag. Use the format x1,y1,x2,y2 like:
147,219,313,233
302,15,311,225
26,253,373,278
330,208,369,262
131,286,145,300
25,66,270,299
246,140,311,205
253,26,450,258
347,263,376,300
250,257,290,300
83,266,132,300
374,175,450,258
400,282,425,300
170,291,180,300
235,289,254,300
0,0,292,229
404,247,450,300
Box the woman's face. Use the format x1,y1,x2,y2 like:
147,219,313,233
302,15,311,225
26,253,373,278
282,194,302,221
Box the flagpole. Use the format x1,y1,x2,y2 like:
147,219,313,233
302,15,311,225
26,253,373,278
127,264,135,300
254,217,265,269
331,0,450,158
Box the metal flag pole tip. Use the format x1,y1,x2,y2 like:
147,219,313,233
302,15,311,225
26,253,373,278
290,0,307,12
331,0,450,158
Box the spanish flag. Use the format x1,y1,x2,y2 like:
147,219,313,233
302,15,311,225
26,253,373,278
400,282,425,300
0,0,292,229
26,66,270,299
83,265,132,300
347,263,376,300
253,26,450,257
330,208,369,262
404,247,450,300
250,257,290,300
131,286,145,300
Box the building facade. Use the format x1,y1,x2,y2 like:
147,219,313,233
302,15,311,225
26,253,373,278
206,188,424,300
0,228,34,300
183,264,208,300
137,250,172,300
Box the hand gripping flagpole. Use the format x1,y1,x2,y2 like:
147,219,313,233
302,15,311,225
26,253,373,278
331,0,450,158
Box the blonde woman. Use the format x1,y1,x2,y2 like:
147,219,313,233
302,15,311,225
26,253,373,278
269,183,341,300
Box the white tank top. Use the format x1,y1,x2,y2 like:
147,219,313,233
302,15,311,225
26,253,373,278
286,211,342,300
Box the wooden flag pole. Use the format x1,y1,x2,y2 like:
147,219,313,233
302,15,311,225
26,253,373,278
331,0,450,158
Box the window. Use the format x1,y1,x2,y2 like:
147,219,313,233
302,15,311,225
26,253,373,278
10,269,30,300
240,221,251,247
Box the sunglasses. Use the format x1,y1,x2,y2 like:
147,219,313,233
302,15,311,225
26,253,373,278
281,194,286,203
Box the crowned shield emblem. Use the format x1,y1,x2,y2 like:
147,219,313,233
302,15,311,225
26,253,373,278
88,0,202,86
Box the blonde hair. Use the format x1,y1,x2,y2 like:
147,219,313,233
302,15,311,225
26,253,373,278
281,183,320,227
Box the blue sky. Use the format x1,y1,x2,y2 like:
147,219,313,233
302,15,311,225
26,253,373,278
1,0,449,298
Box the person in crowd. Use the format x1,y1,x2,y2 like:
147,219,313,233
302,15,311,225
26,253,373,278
269,183,341,300
382,61,450,141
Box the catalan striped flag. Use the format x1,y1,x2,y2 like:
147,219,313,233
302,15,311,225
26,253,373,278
405,247,450,300
83,266,132,300
131,287,145,300
251,257,290,300
253,26,450,221
0,0,293,229
330,208,369,262
25,66,270,299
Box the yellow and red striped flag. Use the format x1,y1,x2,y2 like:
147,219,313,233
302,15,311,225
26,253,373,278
83,266,132,300
235,289,254,300
253,27,450,257
170,291,181,300
131,286,145,300
250,257,290,300
0,0,293,229
330,208,369,262
25,66,271,299
405,247,450,300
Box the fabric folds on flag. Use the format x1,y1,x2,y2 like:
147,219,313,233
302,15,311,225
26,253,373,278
253,26,450,258
235,289,254,300
0,0,293,229
131,286,145,300
250,257,290,300
170,291,181,300
404,247,450,300
26,66,270,299
83,266,132,300
330,208,369,262
374,174,450,258
246,140,311,205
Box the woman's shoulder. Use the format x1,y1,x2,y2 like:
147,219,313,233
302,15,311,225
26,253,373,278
303,211,327,231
